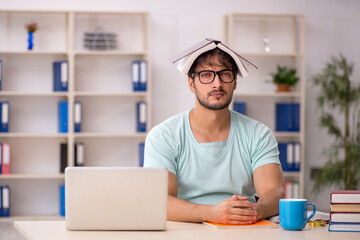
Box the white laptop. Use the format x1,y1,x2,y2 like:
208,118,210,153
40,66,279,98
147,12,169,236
65,167,168,231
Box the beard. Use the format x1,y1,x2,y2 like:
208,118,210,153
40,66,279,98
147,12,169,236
195,88,233,111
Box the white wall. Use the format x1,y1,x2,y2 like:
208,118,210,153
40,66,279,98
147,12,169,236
1,0,359,212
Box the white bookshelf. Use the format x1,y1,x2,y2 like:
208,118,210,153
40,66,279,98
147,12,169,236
224,14,306,198
0,10,150,219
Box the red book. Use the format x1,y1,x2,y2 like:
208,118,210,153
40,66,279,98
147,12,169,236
330,190,360,204
330,212,360,224
1,142,10,174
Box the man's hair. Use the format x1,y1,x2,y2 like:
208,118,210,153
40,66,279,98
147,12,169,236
187,48,239,78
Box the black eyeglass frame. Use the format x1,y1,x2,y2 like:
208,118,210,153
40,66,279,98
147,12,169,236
191,69,236,84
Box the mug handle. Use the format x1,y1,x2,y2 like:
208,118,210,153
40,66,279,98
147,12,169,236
306,203,317,221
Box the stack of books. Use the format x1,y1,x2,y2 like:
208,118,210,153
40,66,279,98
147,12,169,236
329,190,360,232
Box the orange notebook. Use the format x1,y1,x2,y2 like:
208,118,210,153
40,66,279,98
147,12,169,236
203,220,278,229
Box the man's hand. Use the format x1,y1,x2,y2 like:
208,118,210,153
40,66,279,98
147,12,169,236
205,195,257,225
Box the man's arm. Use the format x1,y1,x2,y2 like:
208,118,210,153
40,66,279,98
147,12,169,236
167,171,257,224
253,163,285,221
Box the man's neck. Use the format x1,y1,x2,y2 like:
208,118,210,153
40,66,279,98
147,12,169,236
189,106,231,143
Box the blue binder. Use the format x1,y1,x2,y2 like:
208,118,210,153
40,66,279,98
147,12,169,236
132,61,147,91
139,142,145,167
0,102,9,132
132,61,140,91
233,102,246,115
278,142,300,172
53,61,68,92
276,103,300,132
74,102,82,133
0,59,2,91
139,61,147,91
0,143,2,174
58,101,68,133
136,102,147,132
0,185,10,217
60,184,65,217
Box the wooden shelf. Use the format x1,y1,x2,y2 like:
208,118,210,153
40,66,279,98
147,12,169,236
240,53,302,58
0,50,67,55
0,91,68,97
0,215,63,222
0,133,68,138
74,132,147,138
0,174,64,180
74,50,146,56
74,91,148,97
234,92,301,98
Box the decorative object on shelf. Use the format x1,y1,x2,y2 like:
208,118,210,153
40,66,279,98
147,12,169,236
25,22,38,50
262,37,271,53
83,27,117,50
270,65,299,92
311,54,360,193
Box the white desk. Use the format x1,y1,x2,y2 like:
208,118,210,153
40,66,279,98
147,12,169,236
14,220,359,240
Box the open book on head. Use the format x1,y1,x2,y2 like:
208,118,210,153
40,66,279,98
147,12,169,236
170,38,258,78
203,219,278,229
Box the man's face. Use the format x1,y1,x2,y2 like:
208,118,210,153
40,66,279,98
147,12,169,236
189,57,237,111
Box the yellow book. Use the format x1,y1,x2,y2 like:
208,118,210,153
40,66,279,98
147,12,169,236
203,220,278,229
331,204,360,212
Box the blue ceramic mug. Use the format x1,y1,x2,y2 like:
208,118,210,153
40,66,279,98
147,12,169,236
279,199,316,231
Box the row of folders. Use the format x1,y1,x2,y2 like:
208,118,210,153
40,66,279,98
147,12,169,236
59,101,147,133
0,59,148,92
0,142,144,175
234,102,300,132
60,142,145,173
0,101,147,133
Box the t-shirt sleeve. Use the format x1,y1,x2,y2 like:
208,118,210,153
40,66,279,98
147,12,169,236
251,123,280,171
143,124,178,175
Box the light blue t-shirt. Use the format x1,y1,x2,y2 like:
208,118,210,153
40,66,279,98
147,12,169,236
144,109,280,205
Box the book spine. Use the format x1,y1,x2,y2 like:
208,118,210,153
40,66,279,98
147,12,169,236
75,143,84,166
139,142,145,167
60,143,68,173
140,61,147,91
0,59,2,91
293,103,300,131
53,61,68,92
1,143,10,175
330,191,360,204
292,181,300,198
330,212,360,223
278,143,288,171
285,181,293,198
136,102,147,132
0,143,2,175
58,101,68,133
132,61,140,91
286,142,294,170
1,102,9,132
233,102,246,115
60,184,65,217
294,142,301,171
276,103,300,132
0,186,2,215
74,101,82,133
0,185,10,217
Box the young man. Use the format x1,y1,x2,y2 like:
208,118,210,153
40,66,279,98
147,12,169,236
144,39,284,225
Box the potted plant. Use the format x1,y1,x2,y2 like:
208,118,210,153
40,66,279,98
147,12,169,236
311,54,360,193
270,65,299,92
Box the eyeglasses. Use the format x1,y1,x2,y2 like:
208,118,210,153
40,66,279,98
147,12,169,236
191,69,236,84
